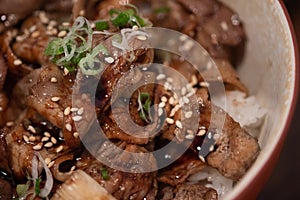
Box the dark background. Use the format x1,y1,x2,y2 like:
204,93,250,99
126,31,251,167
258,1,300,199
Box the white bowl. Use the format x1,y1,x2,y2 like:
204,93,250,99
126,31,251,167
219,0,299,199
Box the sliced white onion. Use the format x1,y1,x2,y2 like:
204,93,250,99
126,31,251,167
32,152,54,198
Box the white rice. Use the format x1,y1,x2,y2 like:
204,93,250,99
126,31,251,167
188,167,233,199
213,91,267,130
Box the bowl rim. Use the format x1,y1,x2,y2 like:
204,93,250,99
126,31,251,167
231,1,299,199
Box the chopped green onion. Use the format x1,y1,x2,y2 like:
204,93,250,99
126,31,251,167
109,8,147,28
95,20,109,31
138,91,152,122
101,168,109,180
78,44,106,75
34,177,42,195
44,38,65,56
45,16,94,73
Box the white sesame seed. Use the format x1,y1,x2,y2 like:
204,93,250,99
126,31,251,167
158,102,165,108
198,129,206,136
64,67,69,75
58,30,67,38
185,111,193,119
185,134,194,140
191,75,198,86
166,118,174,124
16,35,25,42
175,120,183,129
197,146,201,151
231,14,241,26
213,133,220,140
13,59,22,66
51,137,57,144
70,166,76,171
156,74,166,80
64,107,71,116
208,132,212,139
39,11,49,24
220,21,228,31
72,116,82,122
182,96,189,104
41,137,49,142
49,20,58,27
164,82,172,90
164,154,172,159
50,77,58,83
161,96,167,103
27,125,36,134
44,142,53,148
31,31,40,38
29,25,37,33
62,22,70,27
166,77,173,83
158,108,164,116
48,161,55,168
23,135,29,143
29,136,36,142
6,121,14,127
105,57,115,64
70,107,79,112
200,82,210,87
169,97,175,105
65,123,72,132
170,105,181,117
79,10,85,16
77,107,84,115
44,132,51,137
137,35,147,41
33,143,43,150
169,109,176,117
73,132,79,138
132,25,139,30
56,145,64,153
199,155,205,163
45,158,51,165
209,145,214,152
51,97,60,102
186,91,194,98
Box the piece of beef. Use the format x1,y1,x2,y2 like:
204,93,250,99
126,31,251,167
98,71,160,145
158,150,206,186
0,133,14,200
24,65,94,148
197,101,260,180
0,92,9,127
132,0,245,64
0,30,33,77
12,15,50,66
0,55,8,90
3,110,35,180
159,183,218,200
154,80,259,180
95,33,154,113
78,144,157,200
